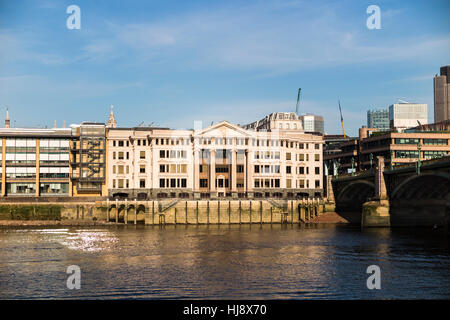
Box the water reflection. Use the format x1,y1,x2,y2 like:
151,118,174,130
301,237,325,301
0,225,449,299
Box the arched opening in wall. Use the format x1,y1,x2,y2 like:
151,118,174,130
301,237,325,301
137,193,147,200
297,192,309,199
254,192,263,198
390,173,450,227
157,193,168,199
273,192,283,198
287,192,294,198
314,192,322,198
113,193,128,200
179,192,190,199
136,204,146,224
201,193,210,199
108,205,116,222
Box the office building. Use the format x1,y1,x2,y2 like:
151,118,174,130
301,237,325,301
108,118,324,199
389,102,428,130
367,109,389,131
299,114,324,134
434,65,450,123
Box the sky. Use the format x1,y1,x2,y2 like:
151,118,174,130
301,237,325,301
0,0,449,136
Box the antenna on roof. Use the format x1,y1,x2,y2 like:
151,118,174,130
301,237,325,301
295,88,301,115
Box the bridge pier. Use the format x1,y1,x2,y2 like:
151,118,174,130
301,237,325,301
362,156,390,227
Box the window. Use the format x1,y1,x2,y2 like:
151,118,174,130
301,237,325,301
160,164,166,173
160,179,165,188
113,152,116,160
315,180,320,188
286,166,291,174
200,179,208,188
254,165,260,173
140,151,145,159
118,179,124,188
140,179,145,188
140,165,145,173
299,154,304,161
315,144,320,150
286,153,291,160
299,167,305,174
423,151,448,158
160,150,165,158
315,167,320,175
395,138,419,145
286,179,292,188
395,150,419,158
423,139,447,145
112,165,116,174
237,165,244,173
118,165,124,174
118,141,124,147
118,152,124,160
315,154,320,161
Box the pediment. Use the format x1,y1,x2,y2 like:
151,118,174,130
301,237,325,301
194,121,252,138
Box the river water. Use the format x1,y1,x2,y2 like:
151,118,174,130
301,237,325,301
0,224,449,299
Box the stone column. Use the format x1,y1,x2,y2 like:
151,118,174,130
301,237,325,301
326,175,335,203
210,149,216,193
375,156,387,200
194,149,200,191
361,156,390,227
247,150,254,198
231,149,237,197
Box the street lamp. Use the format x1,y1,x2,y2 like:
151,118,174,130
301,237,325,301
351,157,355,176
416,142,422,174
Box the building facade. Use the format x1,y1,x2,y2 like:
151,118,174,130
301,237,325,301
389,102,428,130
324,125,450,175
108,121,324,199
434,66,450,123
367,109,389,131
299,114,324,134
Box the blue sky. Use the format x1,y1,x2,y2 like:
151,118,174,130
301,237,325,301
0,0,449,136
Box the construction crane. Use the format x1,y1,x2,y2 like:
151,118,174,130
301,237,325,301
295,88,301,115
338,100,346,137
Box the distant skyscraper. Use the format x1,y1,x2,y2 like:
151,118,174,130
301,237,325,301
300,114,324,134
389,102,428,130
434,66,450,123
367,109,389,131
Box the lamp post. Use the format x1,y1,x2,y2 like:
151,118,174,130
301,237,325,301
416,142,422,175
351,157,355,176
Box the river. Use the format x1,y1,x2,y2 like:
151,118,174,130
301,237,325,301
0,224,449,299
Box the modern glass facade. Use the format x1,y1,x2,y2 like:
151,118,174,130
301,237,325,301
367,109,389,131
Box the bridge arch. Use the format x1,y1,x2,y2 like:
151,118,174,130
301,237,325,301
337,180,375,202
391,172,450,200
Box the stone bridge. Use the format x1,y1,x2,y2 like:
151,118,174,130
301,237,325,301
330,156,450,227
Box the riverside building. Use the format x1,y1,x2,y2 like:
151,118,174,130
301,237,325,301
0,109,323,199
108,112,324,199
0,109,108,198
